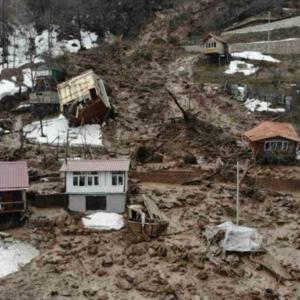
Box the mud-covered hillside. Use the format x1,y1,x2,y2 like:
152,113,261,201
0,1,299,300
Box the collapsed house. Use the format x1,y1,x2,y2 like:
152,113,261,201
29,64,64,113
245,121,300,161
128,198,169,238
60,158,130,213
57,70,111,126
0,161,29,227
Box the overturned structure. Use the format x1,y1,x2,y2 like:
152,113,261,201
57,70,111,126
128,198,169,238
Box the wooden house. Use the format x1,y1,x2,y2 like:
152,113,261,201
203,33,229,56
29,64,64,113
0,161,29,215
244,121,300,161
60,158,130,213
57,70,111,126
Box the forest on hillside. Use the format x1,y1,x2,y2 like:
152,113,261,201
0,0,175,39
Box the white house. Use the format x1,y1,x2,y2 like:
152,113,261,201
60,158,130,213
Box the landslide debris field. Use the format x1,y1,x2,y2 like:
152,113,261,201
0,4,300,300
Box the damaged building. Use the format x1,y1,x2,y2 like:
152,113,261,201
57,70,111,126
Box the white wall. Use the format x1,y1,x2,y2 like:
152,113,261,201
68,194,126,213
65,171,128,194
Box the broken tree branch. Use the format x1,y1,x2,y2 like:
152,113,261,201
165,86,191,122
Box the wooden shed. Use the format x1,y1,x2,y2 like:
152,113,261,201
244,121,300,161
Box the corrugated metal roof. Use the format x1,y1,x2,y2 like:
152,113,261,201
0,161,29,191
60,159,130,172
245,121,300,143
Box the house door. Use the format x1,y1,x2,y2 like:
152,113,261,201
86,196,107,211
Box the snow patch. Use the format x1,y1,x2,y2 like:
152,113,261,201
232,51,280,63
0,240,39,278
2,25,98,70
244,98,285,113
0,25,98,100
0,80,20,99
225,60,259,76
82,212,124,230
23,114,102,146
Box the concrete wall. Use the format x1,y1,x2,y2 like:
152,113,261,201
66,171,128,194
223,16,300,35
230,39,300,55
68,194,126,213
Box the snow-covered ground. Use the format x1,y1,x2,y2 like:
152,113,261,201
2,25,98,70
225,60,259,76
232,51,280,63
0,69,35,100
23,114,102,146
244,98,285,113
0,25,98,100
0,240,39,278
82,212,124,230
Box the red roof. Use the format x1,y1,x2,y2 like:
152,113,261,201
245,121,300,143
0,161,29,191
60,159,130,172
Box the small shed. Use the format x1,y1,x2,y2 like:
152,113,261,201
0,161,29,214
244,121,300,161
203,33,229,56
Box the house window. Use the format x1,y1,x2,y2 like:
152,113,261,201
112,172,124,186
79,175,85,186
73,172,81,186
87,175,93,186
265,141,270,151
92,172,99,186
73,171,101,187
264,140,290,152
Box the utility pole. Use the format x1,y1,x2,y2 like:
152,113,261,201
236,161,240,225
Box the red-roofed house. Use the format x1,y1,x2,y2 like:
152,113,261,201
0,161,29,214
244,121,300,160
60,158,130,213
